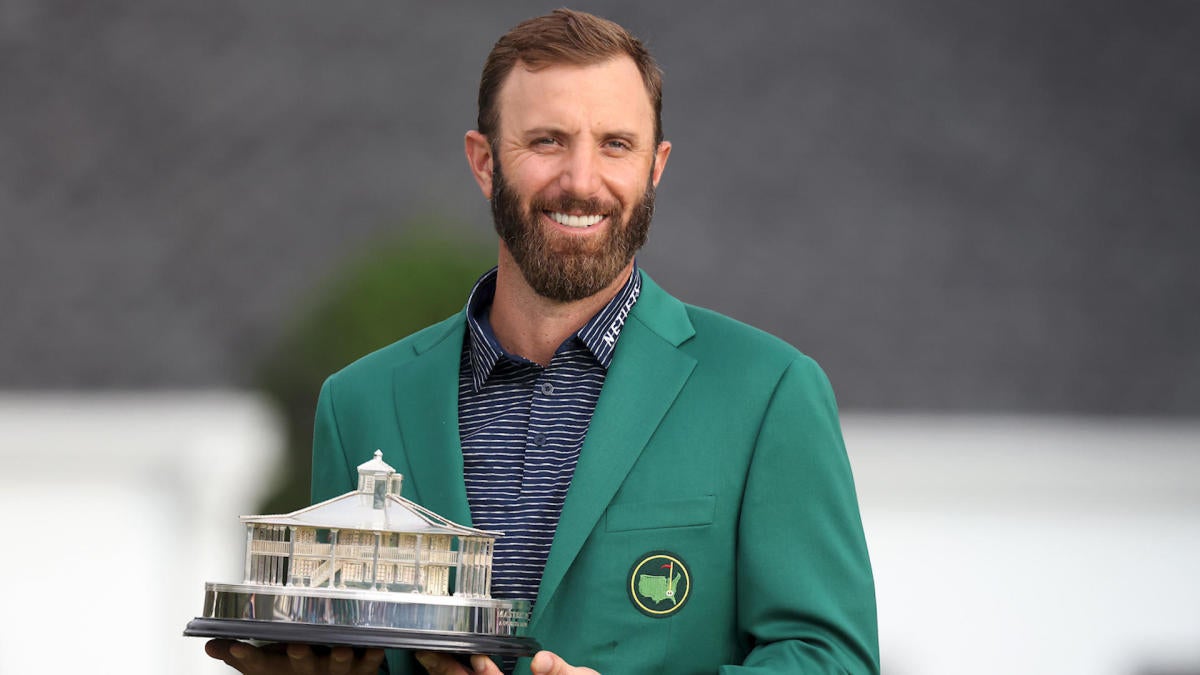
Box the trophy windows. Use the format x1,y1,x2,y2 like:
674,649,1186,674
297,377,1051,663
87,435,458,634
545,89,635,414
244,524,290,586
234,452,497,598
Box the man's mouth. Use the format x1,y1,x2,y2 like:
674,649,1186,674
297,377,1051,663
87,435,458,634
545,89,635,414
547,211,605,228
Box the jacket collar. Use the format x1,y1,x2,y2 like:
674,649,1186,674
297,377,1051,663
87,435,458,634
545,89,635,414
391,314,472,526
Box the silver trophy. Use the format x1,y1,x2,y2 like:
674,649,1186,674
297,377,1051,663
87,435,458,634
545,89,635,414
184,451,539,656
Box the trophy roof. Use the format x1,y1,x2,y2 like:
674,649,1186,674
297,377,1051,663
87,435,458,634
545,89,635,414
242,491,499,538
356,449,394,475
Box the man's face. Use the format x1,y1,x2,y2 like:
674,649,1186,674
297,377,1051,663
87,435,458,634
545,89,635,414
489,150,655,303
470,56,671,303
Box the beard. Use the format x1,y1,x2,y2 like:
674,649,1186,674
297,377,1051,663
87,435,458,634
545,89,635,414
490,157,655,303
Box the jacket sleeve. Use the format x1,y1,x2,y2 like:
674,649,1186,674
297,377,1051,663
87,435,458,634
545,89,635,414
310,375,357,505
720,358,880,674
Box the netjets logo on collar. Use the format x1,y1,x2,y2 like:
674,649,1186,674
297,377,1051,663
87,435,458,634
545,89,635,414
628,551,691,617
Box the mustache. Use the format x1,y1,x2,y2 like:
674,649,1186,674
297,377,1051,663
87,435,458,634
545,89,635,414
528,194,620,216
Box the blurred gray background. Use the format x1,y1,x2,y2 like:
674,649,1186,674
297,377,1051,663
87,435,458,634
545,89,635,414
3,0,1198,415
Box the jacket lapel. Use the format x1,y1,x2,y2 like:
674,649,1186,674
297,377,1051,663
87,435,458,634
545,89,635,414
391,314,474,527
531,274,697,626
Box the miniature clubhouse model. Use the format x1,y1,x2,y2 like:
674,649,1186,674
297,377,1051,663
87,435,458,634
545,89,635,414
184,451,538,656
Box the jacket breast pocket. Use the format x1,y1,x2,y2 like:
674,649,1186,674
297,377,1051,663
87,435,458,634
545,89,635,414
604,495,716,532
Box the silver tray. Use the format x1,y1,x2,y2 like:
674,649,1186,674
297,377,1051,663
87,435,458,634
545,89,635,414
184,583,539,657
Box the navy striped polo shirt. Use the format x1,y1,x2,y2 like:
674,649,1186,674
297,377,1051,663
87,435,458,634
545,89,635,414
458,266,642,605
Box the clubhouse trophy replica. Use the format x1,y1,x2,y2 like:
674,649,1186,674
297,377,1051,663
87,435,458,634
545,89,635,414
185,451,539,656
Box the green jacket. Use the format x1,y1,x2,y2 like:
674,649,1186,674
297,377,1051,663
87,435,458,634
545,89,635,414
311,271,879,674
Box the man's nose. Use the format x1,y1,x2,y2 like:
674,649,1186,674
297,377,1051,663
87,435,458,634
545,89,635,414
558,144,602,197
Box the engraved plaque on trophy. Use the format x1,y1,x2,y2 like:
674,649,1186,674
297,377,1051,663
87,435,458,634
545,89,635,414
184,451,540,656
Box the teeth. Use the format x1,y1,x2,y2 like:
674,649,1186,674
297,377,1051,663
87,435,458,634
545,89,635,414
550,212,604,228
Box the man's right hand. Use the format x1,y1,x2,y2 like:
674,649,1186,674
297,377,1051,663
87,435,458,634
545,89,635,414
205,639,386,674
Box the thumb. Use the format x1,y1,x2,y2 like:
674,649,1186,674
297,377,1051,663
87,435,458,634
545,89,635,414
530,650,567,675
531,650,600,675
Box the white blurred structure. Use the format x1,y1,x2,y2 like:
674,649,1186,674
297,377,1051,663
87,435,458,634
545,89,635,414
0,392,282,675
0,395,1196,674
847,414,1200,675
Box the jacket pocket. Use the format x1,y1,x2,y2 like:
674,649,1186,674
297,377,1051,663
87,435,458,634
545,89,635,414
604,495,716,532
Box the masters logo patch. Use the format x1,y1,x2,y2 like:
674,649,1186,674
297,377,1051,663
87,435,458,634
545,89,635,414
628,551,691,617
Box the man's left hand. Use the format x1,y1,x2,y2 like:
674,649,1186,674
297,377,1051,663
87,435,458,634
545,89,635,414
413,650,599,675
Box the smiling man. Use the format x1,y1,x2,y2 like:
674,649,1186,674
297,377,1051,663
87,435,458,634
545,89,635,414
467,51,669,367
483,55,664,306
206,9,877,675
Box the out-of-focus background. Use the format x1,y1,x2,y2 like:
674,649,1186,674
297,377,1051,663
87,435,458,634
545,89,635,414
1,2,1197,673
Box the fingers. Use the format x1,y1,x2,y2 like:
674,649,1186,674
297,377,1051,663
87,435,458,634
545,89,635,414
328,646,355,675
530,651,563,675
329,646,386,675
353,648,387,675
204,639,240,666
204,639,232,661
414,651,501,674
204,639,279,674
228,640,270,672
415,651,471,675
203,639,386,675
469,654,505,674
529,650,601,675
287,643,319,674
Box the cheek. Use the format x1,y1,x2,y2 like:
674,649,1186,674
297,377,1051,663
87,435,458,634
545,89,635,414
610,173,638,192
602,161,654,201
613,177,649,209
508,155,561,189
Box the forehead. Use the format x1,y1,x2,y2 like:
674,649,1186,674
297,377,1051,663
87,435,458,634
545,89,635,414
495,56,655,137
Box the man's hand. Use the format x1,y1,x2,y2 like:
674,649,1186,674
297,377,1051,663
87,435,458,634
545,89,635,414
414,650,598,675
204,639,385,674
528,651,600,675
413,652,503,674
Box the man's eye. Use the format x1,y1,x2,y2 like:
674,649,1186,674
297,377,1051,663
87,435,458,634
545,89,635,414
605,140,632,151
534,137,557,146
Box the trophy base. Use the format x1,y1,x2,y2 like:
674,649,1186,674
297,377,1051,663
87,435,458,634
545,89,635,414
184,582,538,656
185,617,540,656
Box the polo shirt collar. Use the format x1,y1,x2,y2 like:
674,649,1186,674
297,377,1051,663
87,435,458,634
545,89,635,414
464,265,643,390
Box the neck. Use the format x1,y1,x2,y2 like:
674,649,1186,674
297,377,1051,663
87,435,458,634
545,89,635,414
489,247,632,367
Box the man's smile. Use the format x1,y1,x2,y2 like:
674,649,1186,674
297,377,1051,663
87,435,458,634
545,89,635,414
547,211,606,228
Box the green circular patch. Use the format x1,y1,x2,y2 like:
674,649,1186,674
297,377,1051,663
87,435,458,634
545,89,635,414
627,551,691,617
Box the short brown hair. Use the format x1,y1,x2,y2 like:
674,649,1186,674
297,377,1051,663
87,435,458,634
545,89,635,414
477,9,664,145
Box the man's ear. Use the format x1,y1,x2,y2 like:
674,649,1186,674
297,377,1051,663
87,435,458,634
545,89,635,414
651,140,671,188
465,130,494,199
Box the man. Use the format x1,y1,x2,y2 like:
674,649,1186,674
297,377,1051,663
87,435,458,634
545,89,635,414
207,9,877,675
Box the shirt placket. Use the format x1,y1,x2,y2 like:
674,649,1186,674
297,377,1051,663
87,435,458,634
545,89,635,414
520,364,559,500
490,362,538,509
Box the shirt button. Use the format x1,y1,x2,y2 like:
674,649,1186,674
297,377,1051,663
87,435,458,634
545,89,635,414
533,432,547,447
541,382,554,396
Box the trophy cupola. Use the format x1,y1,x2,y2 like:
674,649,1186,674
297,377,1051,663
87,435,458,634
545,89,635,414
357,449,402,508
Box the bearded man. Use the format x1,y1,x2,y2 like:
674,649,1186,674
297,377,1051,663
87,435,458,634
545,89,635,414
207,9,877,675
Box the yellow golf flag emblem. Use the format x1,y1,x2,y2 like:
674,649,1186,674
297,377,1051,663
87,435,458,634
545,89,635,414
628,551,691,617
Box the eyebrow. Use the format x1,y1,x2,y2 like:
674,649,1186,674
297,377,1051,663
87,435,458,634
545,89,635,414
519,126,566,140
